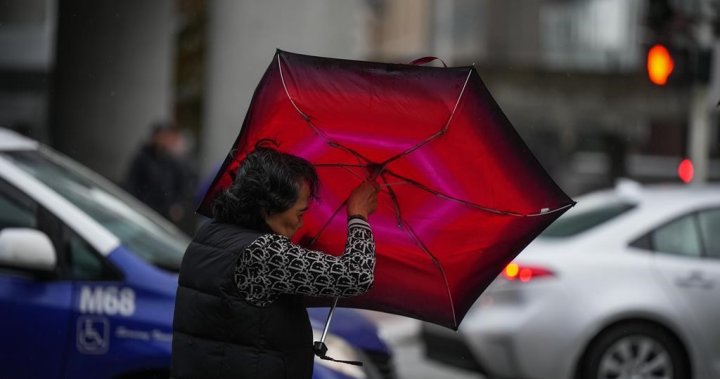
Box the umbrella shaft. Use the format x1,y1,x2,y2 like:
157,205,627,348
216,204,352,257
320,297,339,343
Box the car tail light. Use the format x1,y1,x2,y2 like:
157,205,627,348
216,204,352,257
501,262,554,282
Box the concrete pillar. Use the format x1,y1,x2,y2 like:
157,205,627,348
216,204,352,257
51,0,175,182
688,85,712,183
200,0,371,178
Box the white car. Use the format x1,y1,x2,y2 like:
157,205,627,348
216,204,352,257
422,181,720,379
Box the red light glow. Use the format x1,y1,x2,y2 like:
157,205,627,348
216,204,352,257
502,262,554,282
678,159,694,184
519,268,533,282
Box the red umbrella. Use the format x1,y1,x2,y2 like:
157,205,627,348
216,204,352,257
198,50,574,330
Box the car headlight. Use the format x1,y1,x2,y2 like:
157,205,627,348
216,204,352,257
313,330,367,379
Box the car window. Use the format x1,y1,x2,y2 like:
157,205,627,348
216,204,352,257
698,209,720,259
540,201,635,238
69,233,110,280
1,149,188,271
0,179,37,230
651,215,702,258
0,179,54,277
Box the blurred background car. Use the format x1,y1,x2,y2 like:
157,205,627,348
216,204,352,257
422,180,720,379
0,127,394,379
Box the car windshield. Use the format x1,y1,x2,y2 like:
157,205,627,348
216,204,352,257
1,148,189,271
540,201,635,238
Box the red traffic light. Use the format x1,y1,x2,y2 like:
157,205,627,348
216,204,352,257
647,44,674,85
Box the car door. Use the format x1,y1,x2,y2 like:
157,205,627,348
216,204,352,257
645,209,720,377
63,232,131,379
0,179,73,379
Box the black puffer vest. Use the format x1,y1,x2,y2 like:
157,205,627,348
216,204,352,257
171,220,314,379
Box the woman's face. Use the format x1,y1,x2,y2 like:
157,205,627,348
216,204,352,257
264,181,310,238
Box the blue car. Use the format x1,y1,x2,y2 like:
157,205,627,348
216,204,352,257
0,128,394,379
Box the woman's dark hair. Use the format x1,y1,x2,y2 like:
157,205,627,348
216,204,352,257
212,140,318,230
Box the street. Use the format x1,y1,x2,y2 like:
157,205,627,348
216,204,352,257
364,312,485,379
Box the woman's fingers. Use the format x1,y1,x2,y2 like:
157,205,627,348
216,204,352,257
347,181,379,217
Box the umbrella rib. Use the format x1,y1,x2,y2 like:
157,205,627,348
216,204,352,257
526,202,576,217
315,163,367,179
380,174,403,227
402,220,458,328
308,198,349,247
277,57,371,166
277,57,329,139
315,163,366,168
326,142,372,164
316,165,410,207
384,169,574,217
381,68,473,167
328,164,367,183
278,57,318,130
384,169,525,217
381,129,444,168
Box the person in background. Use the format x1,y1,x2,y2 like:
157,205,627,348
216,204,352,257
124,122,196,230
171,141,378,379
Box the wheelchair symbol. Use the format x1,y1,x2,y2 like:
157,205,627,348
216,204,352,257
76,316,109,354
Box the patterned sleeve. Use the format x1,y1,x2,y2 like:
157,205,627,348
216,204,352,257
234,218,376,307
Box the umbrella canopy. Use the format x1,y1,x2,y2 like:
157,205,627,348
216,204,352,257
198,50,574,329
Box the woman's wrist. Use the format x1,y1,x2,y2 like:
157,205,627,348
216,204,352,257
347,214,368,222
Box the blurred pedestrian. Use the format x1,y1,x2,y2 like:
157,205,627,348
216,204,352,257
171,141,378,379
124,122,196,228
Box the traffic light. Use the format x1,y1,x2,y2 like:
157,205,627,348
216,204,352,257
647,44,674,85
644,44,711,86
644,0,712,86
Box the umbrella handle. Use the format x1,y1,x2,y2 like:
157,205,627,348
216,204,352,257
319,297,338,344
313,297,364,366
409,56,448,68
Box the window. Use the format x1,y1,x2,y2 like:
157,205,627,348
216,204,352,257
634,210,720,260
1,150,188,272
68,234,109,281
0,179,45,276
540,201,635,238
651,215,702,258
0,179,36,230
0,178,119,280
698,209,720,259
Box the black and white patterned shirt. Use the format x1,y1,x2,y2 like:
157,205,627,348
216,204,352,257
234,218,375,307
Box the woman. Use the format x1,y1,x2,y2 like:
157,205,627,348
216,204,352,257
171,142,378,379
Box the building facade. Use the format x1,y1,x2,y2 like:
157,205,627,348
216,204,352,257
1,0,717,196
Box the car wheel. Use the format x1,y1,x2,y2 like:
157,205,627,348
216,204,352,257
578,322,689,379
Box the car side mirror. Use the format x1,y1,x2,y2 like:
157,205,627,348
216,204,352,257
0,228,57,272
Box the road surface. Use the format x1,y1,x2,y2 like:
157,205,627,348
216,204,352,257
363,311,486,379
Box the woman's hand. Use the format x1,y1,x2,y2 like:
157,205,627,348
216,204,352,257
347,181,379,219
